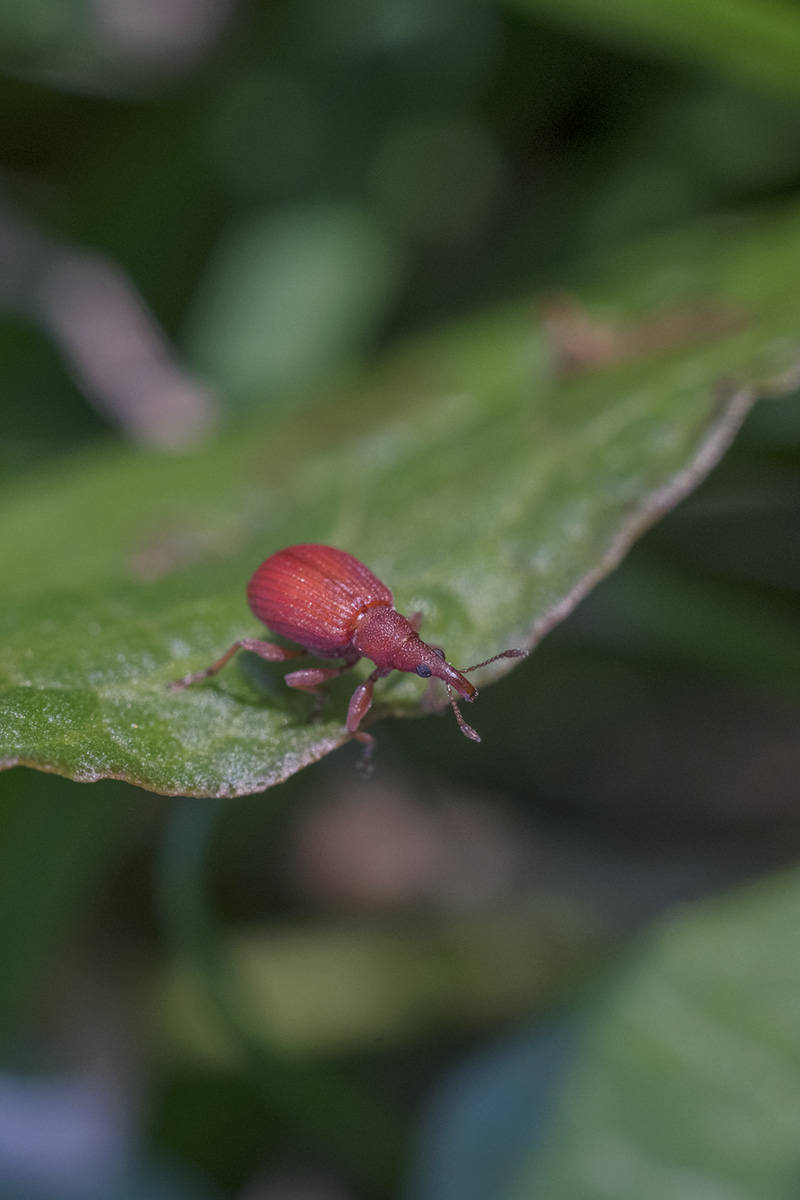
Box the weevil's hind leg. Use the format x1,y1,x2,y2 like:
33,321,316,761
171,639,306,689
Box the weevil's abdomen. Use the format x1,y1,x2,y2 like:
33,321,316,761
247,544,393,658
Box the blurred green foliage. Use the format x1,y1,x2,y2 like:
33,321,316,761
3,1,800,1198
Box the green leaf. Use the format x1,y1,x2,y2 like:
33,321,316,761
3,205,800,797
515,868,800,1199
503,0,800,102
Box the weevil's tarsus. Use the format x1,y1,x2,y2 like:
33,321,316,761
353,728,377,775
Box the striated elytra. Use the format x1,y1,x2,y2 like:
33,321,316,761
173,544,526,758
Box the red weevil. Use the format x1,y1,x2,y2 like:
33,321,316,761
172,544,526,755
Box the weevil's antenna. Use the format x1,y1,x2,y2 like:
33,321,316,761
461,648,527,674
446,683,481,742
446,649,527,741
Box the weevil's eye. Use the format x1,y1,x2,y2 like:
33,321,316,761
432,647,446,660
415,663,433,678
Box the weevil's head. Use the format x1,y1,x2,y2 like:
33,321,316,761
352,605,486,741
353,606,476,699
397,638,527,743
397,640,477,702
390,636,482,741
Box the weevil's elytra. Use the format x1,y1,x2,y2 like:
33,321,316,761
247,544,393,657
172,544,526,760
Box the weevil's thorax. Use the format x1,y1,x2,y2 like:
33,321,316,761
352,606,477,701
351,605,417,672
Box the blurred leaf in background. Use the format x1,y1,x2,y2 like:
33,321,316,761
187,202,401,407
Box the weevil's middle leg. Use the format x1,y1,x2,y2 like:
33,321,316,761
284,661,360,721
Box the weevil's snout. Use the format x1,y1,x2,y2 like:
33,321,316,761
436,660,476,702
428,646,527,699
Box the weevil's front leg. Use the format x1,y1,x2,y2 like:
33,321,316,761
346,666,385,734
352,728,376,775
347,669,383,775
171,639,306,689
